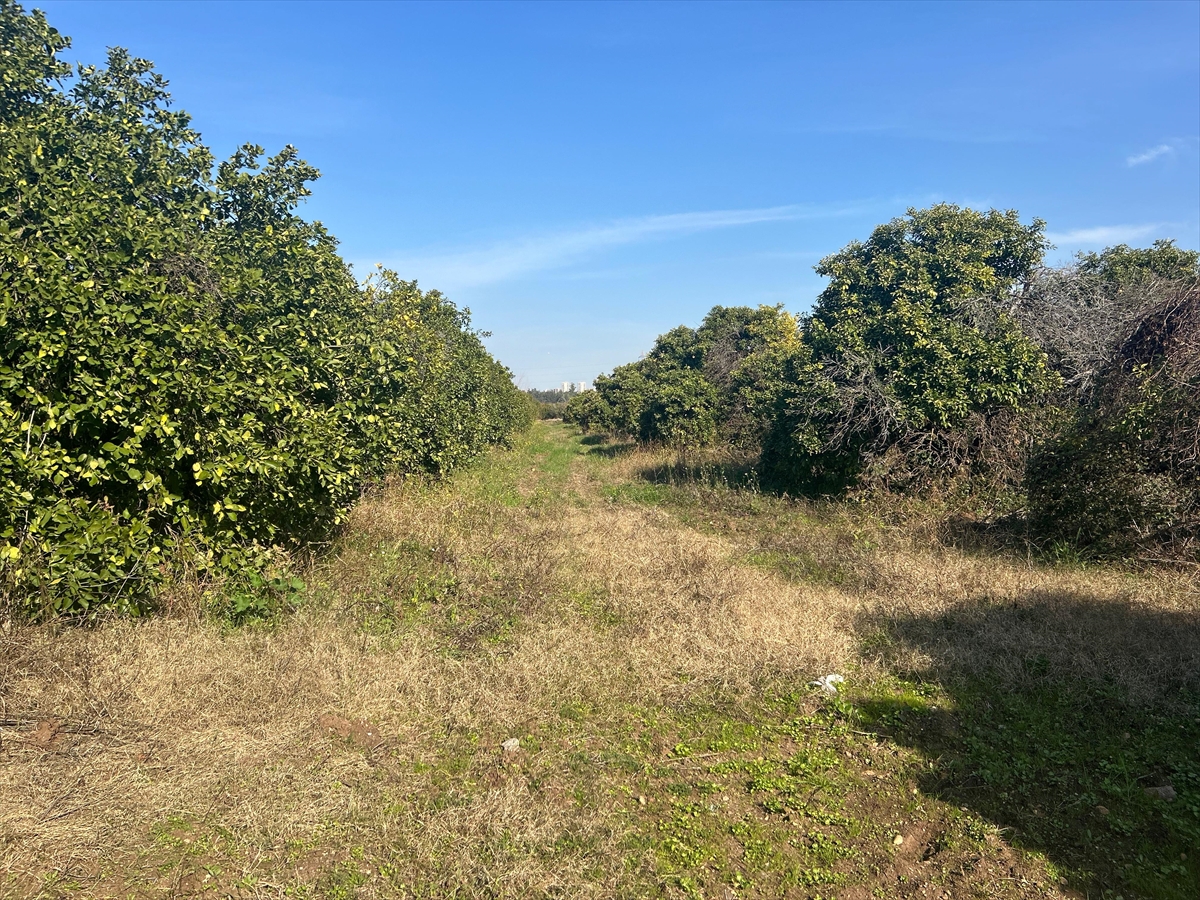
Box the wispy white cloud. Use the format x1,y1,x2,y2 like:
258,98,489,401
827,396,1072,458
1127,144,1174,167
1046,223,1164,247
368,203,865,290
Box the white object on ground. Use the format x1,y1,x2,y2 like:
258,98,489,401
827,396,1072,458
809,674,845,695
501,738,521,752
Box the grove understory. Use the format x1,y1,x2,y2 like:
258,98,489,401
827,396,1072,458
2,421,1197,900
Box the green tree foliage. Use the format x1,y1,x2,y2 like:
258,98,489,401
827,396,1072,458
752,206,1059,493
636,367,719,446
0,2,528,615
572,206,1058,493
561,388,612,434
564,304,796,446
807,204,1052,424
1078,239,1200,287
572,202,1197,559
524,387,576,420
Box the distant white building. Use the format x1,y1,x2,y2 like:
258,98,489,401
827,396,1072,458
560,381,594,393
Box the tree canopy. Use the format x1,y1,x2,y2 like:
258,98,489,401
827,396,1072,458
0,1,530,615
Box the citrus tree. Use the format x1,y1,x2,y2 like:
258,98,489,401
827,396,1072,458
0,1,529,615
759,204,1058,492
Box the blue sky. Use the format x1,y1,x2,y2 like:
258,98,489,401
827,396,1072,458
39,0,1200,388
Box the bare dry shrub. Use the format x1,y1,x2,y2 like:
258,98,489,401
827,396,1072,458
1010,267,1160,398
1029,286,1200,560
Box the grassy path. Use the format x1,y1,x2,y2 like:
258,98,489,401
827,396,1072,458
1,422,1197,899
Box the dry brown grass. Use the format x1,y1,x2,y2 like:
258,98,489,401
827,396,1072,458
1,424,1196,898
606,443,1200,705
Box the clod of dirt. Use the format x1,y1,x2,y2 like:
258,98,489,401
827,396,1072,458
317,713,382,749
29,720,60,748
1096,805,1110,816
501,737,521,752
1144,784,1176,802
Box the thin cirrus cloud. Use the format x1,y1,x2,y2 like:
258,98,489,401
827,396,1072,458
367,202,866,291
1046,223,1165,247
1126,144,1175,167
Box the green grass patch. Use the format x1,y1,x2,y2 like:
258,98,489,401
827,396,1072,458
742,548,851,587
601,481,672,506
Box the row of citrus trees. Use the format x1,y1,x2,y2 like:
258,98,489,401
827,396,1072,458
0,2,531,616
566,205,1199,560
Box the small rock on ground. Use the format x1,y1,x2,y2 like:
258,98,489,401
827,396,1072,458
1144,784,1176,802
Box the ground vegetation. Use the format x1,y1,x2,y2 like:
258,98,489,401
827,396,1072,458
2,423,1195,898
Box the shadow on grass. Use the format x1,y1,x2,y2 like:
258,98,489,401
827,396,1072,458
584,440,638,458
634,450,762,493
856,593,1200,899
935,511,1102,571
633,454,858,503
937,511,1035,555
